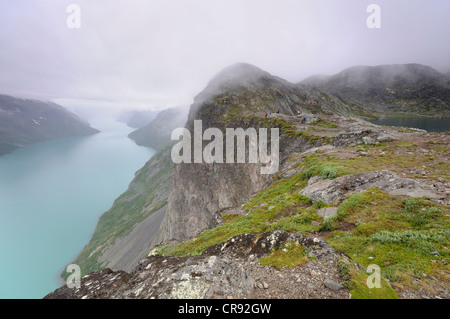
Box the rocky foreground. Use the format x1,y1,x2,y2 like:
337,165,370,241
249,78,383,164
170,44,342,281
46,231,354,299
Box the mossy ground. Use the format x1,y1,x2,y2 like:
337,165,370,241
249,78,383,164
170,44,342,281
260,241,310,270
325,188,449,297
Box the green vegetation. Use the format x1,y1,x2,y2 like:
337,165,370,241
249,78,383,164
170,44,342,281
325,188,449,293
299,154,345,180
260,242,309,269
310,119,338,128
337,258,398,298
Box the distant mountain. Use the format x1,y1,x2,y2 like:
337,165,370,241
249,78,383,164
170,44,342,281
128,107,188,151
445,71,450,81
117,109,159,129
302,64,450,117
0,95,99,156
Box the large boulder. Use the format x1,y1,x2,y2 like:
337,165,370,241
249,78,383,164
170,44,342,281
300,170,446,204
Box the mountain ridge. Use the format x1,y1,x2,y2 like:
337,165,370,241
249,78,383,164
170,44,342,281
301,63,450,118
0,95,99,156
128,107,188,151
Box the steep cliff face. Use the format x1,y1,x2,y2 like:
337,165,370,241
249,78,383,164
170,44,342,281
155,63,344,243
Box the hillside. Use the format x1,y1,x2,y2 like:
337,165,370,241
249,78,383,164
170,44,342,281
117,109,159,129
0,95,99,155
128,107,188,151
302,64,450,118
51,63,449,299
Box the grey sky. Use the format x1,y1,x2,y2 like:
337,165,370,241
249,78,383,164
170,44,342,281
0,0,449,113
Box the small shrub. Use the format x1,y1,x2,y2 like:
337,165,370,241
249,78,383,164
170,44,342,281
322,215,338,231
320,166,337,179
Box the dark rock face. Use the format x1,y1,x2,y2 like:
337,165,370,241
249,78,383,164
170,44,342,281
155,64,329,244
0,95,99,155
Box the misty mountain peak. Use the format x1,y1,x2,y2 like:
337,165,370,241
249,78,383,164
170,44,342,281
212,62,271,81
333,63,448,87
204,62,280,93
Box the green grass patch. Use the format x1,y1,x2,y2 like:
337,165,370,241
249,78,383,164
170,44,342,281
337,258,398,299
310,119,338,128
349,268,399,299
300,154,347,180
259,241,309,269
326,188,450,287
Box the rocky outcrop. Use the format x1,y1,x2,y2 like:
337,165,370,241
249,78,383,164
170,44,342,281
46,231,349,299
300,170,447,205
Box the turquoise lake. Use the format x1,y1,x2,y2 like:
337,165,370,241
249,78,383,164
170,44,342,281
0,118,155,299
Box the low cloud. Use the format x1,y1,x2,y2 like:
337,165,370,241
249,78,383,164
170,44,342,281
0,0,449,112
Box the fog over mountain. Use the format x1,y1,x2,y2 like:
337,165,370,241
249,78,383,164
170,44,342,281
0,0,449,113
0,95,99,155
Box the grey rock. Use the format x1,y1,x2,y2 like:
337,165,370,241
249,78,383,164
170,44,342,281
376,134,393,142
362,136,377,145
307,283,315,290
431,251,440,256
324,279,345,292
300,170,446,204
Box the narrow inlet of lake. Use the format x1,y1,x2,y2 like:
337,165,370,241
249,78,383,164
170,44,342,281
0,117,155,299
